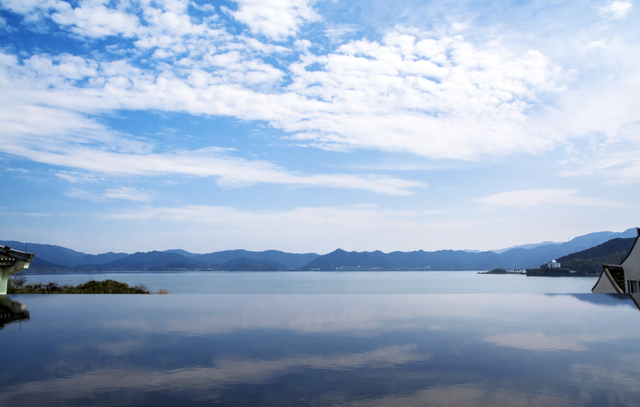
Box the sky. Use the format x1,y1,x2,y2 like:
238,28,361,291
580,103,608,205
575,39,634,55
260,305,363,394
0,0,639,255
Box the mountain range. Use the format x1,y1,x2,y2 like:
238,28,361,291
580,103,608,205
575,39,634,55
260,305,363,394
1,228,637,273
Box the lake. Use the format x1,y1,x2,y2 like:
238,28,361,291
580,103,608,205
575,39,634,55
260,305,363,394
21,270,599,294
1,292,639,406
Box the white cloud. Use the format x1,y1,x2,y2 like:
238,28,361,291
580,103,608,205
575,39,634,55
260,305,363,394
0,27,565,161
189,1,215,13
4,167,30,173
51,1,140,37
599,0,633,19
65,186,153,202
2,0,638,181
324,24,359,42
107,204,414,225
226,0,320,41
103,187,154,202
11,144,424,195
586,40,606,48
56,171,105,183
531,41,640,185
474,189,619,207
0,0,56,13
284,30,563,158
23,53,99,80
559,146,640,184
65,187,101,201
0,99,423,195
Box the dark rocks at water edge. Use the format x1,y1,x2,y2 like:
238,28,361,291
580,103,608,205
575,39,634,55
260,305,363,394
481,268,525,274
1,227,636,273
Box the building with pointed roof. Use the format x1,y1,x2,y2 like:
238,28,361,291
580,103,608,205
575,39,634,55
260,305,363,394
592,228,640,294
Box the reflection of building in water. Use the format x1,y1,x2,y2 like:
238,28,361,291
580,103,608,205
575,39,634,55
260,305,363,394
0,295,29,329
593,228,640,294
0,245,34,295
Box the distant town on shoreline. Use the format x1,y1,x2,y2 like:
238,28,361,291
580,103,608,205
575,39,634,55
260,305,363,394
2,228,636,274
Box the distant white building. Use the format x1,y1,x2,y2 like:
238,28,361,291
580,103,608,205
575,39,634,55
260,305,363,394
593,228,640,294
546,260,561,268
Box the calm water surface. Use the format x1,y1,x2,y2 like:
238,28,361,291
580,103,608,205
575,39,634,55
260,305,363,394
22,271,599,293
1,293,639,406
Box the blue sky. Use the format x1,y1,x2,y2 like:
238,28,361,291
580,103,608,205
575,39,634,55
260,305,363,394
1,0,639,254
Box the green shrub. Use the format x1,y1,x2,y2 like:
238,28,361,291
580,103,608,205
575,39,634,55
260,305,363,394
8,277,150,294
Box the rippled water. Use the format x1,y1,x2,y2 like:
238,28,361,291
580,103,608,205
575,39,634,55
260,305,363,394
1,293,639,406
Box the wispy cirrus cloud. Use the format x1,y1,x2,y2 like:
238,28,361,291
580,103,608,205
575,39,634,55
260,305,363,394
10,143,424,195
560,146,640,184
0,100,423,195
65,187,99,201
66,187,154,202
55,171,105,183
323,23,359,43
105,204,420,225
474,189,620,208
103,187,154,202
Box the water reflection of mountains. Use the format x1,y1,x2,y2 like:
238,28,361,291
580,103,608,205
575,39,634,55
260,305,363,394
546,293,640,315
564,293,637,308
0,295,29,329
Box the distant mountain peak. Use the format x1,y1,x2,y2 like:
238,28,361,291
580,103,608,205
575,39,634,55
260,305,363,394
492,228,636,254
4,227,638,272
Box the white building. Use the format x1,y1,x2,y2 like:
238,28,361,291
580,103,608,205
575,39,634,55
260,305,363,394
546,260,561,268
592,228,640,294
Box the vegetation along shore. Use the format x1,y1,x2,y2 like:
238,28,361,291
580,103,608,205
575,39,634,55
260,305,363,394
7,276,165,294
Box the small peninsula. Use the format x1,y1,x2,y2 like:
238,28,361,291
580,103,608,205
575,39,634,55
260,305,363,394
8,276,152,294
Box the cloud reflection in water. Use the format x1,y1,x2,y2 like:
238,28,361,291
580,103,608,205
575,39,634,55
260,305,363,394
0,294,639,406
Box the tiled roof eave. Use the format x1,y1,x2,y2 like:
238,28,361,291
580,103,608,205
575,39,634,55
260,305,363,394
0,255,17,266
603,265,625,293
0,246,35,262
